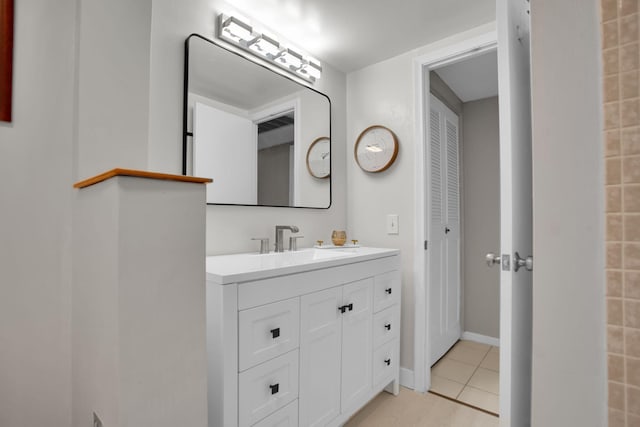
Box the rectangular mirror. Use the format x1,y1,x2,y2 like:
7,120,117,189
183,34,331,208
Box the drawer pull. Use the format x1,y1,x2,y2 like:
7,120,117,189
385,323,391,331
384,359,391,366
269,383,279,395
338,303,354,314
270,328,280,339
385,288,392,295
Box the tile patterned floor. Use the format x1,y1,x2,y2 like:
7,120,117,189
345,386,499,427
429,340,500,415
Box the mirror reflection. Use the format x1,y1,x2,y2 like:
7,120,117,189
183,34,331,208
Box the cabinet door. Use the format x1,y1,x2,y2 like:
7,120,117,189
340,279,373,413
299,287,342,427
238,297,300,371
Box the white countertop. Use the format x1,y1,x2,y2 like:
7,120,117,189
206,246,400,285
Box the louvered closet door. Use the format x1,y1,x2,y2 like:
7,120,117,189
428,95,461,365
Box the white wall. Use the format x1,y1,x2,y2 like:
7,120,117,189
0,1,76,426
530,0,606,425
148,0,347,255
293,89,331,208
462,96,500,339
76,0,152,179
347,22,496,372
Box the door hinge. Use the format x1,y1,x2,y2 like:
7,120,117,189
424,240,428,250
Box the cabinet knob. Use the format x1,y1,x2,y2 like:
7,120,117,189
269,383,279,395
384,359,391,366
385,323,391,331
385,288,392,295
270,328,280,339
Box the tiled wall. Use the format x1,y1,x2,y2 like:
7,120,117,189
603,0,640,425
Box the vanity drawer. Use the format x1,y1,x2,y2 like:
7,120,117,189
373,271,400,313
372,339,399,389
239,350,299,427
373,306,400,348
239,297,300,371
252,399,298,427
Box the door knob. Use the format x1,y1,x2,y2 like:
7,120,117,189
485,252,501,267
514,251,533,272
445,227,451,234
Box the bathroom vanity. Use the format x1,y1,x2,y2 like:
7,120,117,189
206,247,401,427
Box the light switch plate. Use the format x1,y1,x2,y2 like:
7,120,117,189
387,214,399,234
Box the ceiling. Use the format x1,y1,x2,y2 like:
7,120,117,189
220,0,496,72
435,50,498,102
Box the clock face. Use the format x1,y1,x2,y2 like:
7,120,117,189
306,137,330,179
355,126,399,173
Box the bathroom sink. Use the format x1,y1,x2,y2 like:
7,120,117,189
206,246,399,284
256,247,356,263
242,248,357,270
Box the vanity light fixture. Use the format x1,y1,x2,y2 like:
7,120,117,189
297,58,322,80
248,34,280,58
275,48,304,70
217,13,322,83
219,15,253,43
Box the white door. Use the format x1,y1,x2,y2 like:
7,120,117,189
428,95,461,365
193,102,257,204
299,287,342,427
497,0,532,424
340,279,373,414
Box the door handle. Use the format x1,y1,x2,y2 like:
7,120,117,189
514,251,533,272
485,252,501,267
445,227,451,234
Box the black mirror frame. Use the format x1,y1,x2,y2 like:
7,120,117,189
182,33,332,209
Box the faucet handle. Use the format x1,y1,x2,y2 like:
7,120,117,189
251,237,270,254
289,236,304,252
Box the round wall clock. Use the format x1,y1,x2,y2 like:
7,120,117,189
306,136,331,179
354,125,399,173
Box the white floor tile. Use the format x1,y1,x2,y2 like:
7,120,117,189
432,358,477,384
480,350,500,372
458,386,500,414
456,340,492,353
446,344,490,366
430,375,465,399
467,368,499,394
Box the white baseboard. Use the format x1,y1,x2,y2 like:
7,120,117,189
461,331,500,347
399,367,414,390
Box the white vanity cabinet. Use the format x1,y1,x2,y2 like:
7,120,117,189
205,247,400,427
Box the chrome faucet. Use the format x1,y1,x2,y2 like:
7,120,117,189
275,225,299,252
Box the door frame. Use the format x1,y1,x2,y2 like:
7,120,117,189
412,30,497,393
